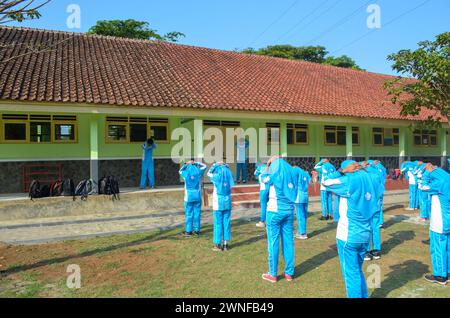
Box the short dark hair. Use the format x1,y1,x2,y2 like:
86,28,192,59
147,138,154,145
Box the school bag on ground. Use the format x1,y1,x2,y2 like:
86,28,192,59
62,179,75,197
28,180,50,200
98,176,120,201
74,179,95,201
50,180,64,196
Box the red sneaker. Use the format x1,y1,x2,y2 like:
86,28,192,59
285,274,293,281
261,273,277,283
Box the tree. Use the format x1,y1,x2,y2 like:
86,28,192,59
0,0,50,24
324,55,362,70
88,19,185,42
242,44,362,69
384,32,450,127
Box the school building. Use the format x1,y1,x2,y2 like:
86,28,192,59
0,26,448,194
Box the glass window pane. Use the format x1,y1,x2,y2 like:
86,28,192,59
352,133,359,145
295,130,307,144
337,131,346,145
55,124,75,141
107,124,126,141
422,135,429,145
325,131,336,144
287,129,294,144
414,135,421,145
373,133,383,145
130,123,147,142
384,137,393,146
30,122,51,142
393,135,399,145
4,123,26,141
430,135,437,145
151,125,168,141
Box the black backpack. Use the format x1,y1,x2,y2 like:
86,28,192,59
40,185,51,198
62,179,75,196
98,177,109,195
74,179,95,201
28,180,41,201
50,180,64,196
98,176,120,200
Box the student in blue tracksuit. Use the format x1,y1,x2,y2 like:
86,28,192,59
207,162,235,251
236,138,249,183
254,162,269,228
314,159,336,220
422,164,450,285
179,160,207,237
414,162,431,221
401,161,419,210
362,160,385,261
322,160,380,298
293,166,311,240
373,160,387,226
140,138,157,189
261,156,299,283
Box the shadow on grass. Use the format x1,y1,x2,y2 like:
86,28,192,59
295,244,338,277
308,222,336,239
0,218,257,277
370,260,429,298
382,230,416,255
382,215,410,230
383,205,405,214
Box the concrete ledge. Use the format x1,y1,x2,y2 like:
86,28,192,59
0,189,185,222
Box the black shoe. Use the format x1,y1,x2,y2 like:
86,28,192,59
371,250,381,260
319,216,329,221
194,231,200,237
183,231,193,238
364,253,373,261
212,244,222,252
329,215,334,221
424,274,447,286
222,243,229,251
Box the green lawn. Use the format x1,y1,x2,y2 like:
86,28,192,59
0,208,448,298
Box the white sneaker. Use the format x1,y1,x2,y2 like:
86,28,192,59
405,208,414,211
256,221,266,228
295,234,308,240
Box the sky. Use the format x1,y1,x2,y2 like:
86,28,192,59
5,0,450,75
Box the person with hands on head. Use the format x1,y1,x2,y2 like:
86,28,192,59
254,160,269,228
314,158,337,221
293,166,311,240
140,138,157,189
179,159,207,238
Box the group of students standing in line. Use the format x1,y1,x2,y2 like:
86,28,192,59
178,155,449,298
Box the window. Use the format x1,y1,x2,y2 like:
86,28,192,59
324,126,346,146
1,114,28,142
107,124,127,142
287,124,308,145
105,116,169,143
352,127,360,145
30,122,51,143
373,128,399,146
149,118,169,143
266,123,280,144
130,118,148,143
53,115,77,142
414,129,437,147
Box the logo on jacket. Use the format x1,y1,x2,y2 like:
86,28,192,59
365,192,372,201
288,183,294,189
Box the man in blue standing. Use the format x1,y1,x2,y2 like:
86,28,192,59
140,138,156,189
414,161,431,222
422,164,450,285
293,166,311,240
207,162,235,251
322,160,380,298
179,160,207,238
255,161,269,228
261,156,298,283
401,161,419,210
314,159,336,220
236,138,249,184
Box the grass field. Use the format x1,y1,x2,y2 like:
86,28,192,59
0,207,449,298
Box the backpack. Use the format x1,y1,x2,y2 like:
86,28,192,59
98,177,109,195
98,176,120,201
74,179,95,201
40,185,51,198
28,180,41,201
50,180,64,196
62,179,75,196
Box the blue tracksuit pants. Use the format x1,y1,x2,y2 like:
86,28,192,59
260,190,269,222
236,162,248,182
333,195,340,221
320,190,333,217
419,190,430,219
184,201,202,233
213,210,231,245
408,184,418,209
379,196,384,225
430,230,450,278
266,211,295,277
294,203,308,235
140,159,155,188
337,239,369,298
367,211,382,252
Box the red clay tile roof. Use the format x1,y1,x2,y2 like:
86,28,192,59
0,26,437,121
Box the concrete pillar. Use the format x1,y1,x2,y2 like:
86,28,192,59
399,127,407,168
194,119,204,162
440,127,447,169
346,125,353,160
313,124,320,163
89,116,99,189
280,121,288,158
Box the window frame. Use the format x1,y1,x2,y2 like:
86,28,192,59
413,129,438,147
1,119,29,143
30,120,52,144
372,127,399,147
324,126,346,146
352,127,360,146
53,120,78,144
149,121,170,144
105,121,129,144
293,127,309,145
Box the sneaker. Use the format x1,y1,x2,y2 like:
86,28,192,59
371,250,381,260
424,274,447,286
379,224,384,229
243,180,247,184
419,218,429,222
364,253,373,261
295,233,308,240
184,231,193,238
222,243,229,251
329,215,334,221
194,231,200,237
285,274,293,281
405,208,415,211
319,216,329,221
212,244,222,252
262,273,277,283
256,221,266,228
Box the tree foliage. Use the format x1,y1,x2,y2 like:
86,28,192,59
384,32,450,127
241,44,362,69
88,19,185,42
0,0,50,24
